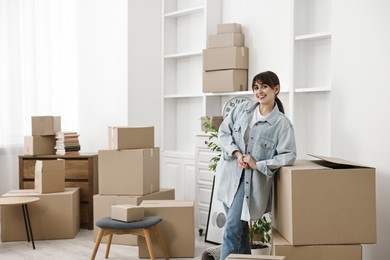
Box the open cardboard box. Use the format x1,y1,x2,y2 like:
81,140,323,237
273,155,376,246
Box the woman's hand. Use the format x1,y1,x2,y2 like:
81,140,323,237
233,151,249,169
242,154,257,170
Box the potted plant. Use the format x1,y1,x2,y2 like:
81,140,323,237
250,212,272,255
202,116,221,171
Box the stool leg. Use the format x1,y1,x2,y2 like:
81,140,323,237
153,225,169,260
91,228,105,260
105,234,113,259
143,229,155,260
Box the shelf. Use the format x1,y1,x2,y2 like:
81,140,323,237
295,32,331,41
295,87,331,93
204,91,253,97
164,93,203,99
165,5,204,18
164,51,202,59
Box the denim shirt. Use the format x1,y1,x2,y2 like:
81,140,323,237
215,100,297,220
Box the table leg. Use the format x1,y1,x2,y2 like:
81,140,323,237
22,204,36,249
22,205,30,242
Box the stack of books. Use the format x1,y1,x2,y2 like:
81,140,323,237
55,132,81,155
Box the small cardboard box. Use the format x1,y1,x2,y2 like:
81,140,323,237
111,205,144,222
203,69,248,93
31,116,61,136
208,33,245,48
93,188,175,245
203,47,249,71
272,229,362,260
273,155,376,245
1,188,79,241
24,135,56,155
217,23,242,33
138,200,195,258
227,254,285,260
201,116,224,131
34,159,65,193
98,148,160,196
108,126,154,150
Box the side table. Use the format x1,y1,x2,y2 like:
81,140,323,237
0,196,40,249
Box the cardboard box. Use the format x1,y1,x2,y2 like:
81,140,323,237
208,33,245,48
93,188,175,245
138,200,195,258
273,155,376,245
35,159,65,193
272,229,362,260
98,148,160,196
203,69,248,93
203,47,249,71
111,205,144,222
201,116,224,131
217,23,242,33
1,188,79,241
108,126,154,150
228,254,285,260
24,135,56,155
31,116,61,136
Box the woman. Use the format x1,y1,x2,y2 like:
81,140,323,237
215,71,297,259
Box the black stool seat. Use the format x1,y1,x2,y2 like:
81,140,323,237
96,216,162,230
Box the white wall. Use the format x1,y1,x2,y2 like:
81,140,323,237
127,0,162,146
221,0,293,92
331,0,390,259
76,0,128,153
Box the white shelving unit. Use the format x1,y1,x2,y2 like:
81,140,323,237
160,0,222,201
290,0,332,158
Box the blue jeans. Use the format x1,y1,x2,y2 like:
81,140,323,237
220,176,251,260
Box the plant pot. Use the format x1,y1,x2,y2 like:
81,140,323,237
251,243,271,255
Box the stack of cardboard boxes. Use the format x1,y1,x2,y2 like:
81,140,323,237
95,126,195,258
1,117,80,241
272,155,376,260
24,116,61,155
203,23,249,93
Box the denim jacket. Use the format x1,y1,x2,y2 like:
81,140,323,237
215,100,297,220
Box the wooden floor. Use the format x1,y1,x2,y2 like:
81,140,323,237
0,228,215,260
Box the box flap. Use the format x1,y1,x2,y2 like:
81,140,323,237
308,154,366,168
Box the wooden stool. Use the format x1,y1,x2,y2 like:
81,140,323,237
91,216,169,260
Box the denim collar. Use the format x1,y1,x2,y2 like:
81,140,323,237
243,101,280,125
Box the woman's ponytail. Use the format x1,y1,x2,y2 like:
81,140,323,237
275,96,285,114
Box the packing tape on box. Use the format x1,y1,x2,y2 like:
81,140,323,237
241,47,245,56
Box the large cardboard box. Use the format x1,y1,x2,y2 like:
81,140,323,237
203,47,249,71
273,155,376,245
228,254,285,260
217,23,242,33
203,69,248,92
98,148,160,196
93,188,175,245
24,135,56,155
108,126,154,150
1,188,79,241
208,33,245,48
31,116,61,136
272,229,362,260
35,159,65,193
138,200,195,258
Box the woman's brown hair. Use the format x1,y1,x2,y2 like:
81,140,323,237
251,71,284,114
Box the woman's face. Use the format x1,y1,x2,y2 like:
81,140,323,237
253,81,280,105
